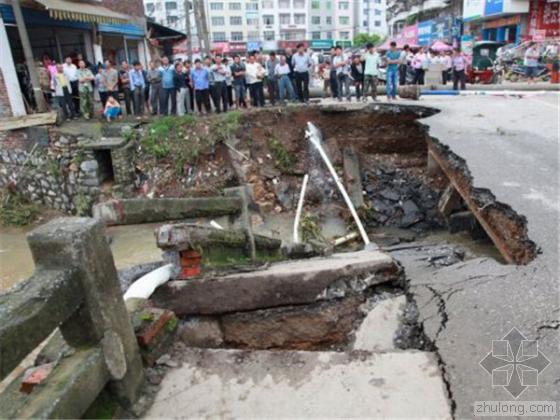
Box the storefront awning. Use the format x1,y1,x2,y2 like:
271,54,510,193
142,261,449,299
34,0,130,25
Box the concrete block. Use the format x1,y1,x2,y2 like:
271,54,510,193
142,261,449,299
151,250,398,317
145,348,451,418
352,295,406,352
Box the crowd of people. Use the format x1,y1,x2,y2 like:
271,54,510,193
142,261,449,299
35,42,473,122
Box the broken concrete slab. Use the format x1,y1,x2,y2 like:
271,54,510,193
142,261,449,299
92,197,243,225
343,146,364,208
151,250,399,317
353,295,406,352
145,348,451,418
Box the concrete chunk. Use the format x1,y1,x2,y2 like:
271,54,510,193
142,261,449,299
145,348,451,418
151,250,398,316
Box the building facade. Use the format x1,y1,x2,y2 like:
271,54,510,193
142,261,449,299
145,0,189,32
0,0,149,117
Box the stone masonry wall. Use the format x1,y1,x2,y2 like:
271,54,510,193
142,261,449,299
0,131,102,213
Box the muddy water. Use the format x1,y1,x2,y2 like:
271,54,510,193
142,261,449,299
0,223,163,292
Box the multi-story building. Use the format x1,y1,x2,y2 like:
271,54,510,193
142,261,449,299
308,0,354,45
144,0,197,33
355,0,388,37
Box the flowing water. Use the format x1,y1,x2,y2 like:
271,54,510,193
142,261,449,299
0,223,163,292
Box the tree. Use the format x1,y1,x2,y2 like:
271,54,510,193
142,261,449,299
353,33,383,47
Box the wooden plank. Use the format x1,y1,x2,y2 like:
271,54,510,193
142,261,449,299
438,183,462,217
428,147,515,264
0,112,57,131
0,269,82,379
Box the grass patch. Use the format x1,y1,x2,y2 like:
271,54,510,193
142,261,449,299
268,136,295,172
300,213,324,243
0,189,40,227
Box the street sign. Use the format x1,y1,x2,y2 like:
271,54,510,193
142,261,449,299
310,39,334,49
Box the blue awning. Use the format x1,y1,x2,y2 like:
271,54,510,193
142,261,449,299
98,23,145,38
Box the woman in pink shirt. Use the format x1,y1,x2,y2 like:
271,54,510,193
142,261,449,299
452,48,468,91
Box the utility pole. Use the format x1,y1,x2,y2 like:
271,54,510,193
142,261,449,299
11,0,48,113
196,0,210,56
184,0,192,59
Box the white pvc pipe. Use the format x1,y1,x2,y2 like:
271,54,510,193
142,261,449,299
293,174,309,244
123,263,174,301
306,122,371,246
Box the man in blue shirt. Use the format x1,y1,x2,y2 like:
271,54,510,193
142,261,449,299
129,61,146,117
190,59,211,114
385,42,401,101
159,56,176,115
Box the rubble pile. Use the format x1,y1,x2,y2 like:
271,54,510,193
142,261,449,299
363,162,443,232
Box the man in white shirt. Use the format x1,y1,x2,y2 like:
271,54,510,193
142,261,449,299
63,56,79,115
333,46,351,101
362,43,382,101
245,53,265,107
291,43,312,103
398,44,411,85
275,55,296,103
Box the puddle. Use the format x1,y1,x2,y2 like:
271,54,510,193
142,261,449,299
0,222,163,292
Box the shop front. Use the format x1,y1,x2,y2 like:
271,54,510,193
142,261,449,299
528,0,559,41
309,39,334,51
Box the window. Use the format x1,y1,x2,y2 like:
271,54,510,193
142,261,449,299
230,16,242,25
325,0,332,9
326,31,333,38
375,20,381,27
279,13,290,24
363,20,368,27
262,0,274,8
165,1,177,11
279,0,290,8
264,30,275,40
210,2,223,10
211,16,225,25
339,16,349,25
339,31,349,40
311,16,320,25
294,0,305,8
294,14,305,24
375,9,382,15
246,2,259,10
338,1,349,10
248,30,260,40
247,17,259,25
167,15,179,25
229,2,242,10
311,0,320,9
326,16,332,24
312,31,321,39
213,31,226,41
145,3,154,13
231,31,243,41
263,15,274,25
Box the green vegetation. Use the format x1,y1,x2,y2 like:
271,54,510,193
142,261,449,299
141,112,242,175
45,159,61,178
353,33,383,47
0,189,40,226
73,192,91,216
268,136,295,172
300,213,324,243
165,317,178,333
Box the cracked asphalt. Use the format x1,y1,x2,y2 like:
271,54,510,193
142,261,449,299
391,93,559,418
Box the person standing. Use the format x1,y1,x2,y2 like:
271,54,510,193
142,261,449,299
411,48,427,85
524,42,540,84
129,61,146,117
159,56,176,115
275,54,296,103
442,51,452,85
103,60,119,101
190,58,211,114
231,55,247,109
399,44,411,85
63,56,79,115
174,61,189,116
224,57,234,108
363,43,381,101
119,61,133,115
265,52,279,106
329,46,339,98
319,60,331,98
385,41,401,101
350,56,364,102
77,59,94,119
284,47,295,84
452,48,468,91
245,53,265,107
184,61,195,112
210,56,230,113
96,63,109,109
333,46,351,102
291,44,311,103
147,60,162,115
53,63,76,120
